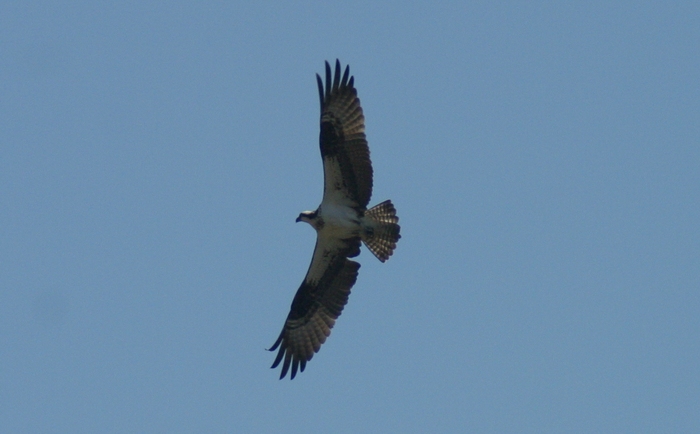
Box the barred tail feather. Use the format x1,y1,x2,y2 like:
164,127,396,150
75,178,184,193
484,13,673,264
362,200,401,262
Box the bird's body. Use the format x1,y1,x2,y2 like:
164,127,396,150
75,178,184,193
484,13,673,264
269,60,400,379
301,202,360,235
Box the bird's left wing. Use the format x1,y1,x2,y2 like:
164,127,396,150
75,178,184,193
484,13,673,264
317,60,373,209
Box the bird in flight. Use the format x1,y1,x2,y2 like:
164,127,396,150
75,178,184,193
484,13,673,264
269,60,401,379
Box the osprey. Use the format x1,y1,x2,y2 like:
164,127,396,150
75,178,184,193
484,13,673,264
269,60,401,379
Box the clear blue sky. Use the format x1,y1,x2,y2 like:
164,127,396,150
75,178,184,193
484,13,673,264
2,1,699,432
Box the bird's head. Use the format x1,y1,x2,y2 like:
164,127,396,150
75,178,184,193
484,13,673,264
296,210,318,225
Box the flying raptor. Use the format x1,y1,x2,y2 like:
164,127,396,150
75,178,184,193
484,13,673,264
269,60,401,379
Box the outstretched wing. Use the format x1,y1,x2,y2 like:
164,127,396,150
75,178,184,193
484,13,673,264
269,235,361,379
317,60,373,209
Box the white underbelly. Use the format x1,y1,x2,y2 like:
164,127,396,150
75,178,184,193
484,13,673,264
319,202,360,237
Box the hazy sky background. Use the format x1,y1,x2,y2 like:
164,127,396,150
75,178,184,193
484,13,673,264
2,1,699,432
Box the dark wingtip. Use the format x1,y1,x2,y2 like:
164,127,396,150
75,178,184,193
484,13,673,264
341,64,350,88
269,332,286,376
270,347,285,370
324,61,332,101
333,59,341,93
316,73,324,109
291,359,299,379
279,351,292,379
268,332,283,352
319,60,354,107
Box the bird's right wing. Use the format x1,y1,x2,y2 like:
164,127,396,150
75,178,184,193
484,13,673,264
269,234,361,379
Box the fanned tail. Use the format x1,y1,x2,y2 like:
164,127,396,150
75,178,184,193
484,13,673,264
362,200,401,262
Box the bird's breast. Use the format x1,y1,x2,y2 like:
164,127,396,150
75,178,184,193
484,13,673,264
318,202,360,237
